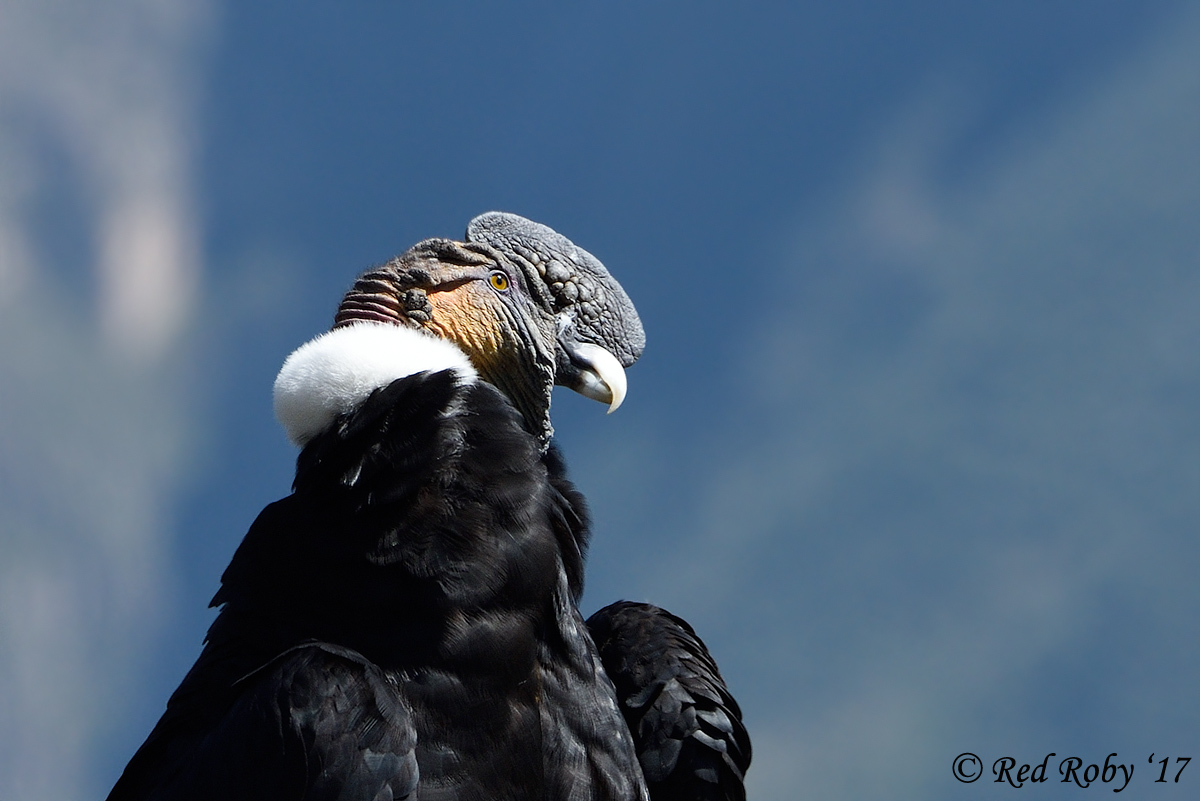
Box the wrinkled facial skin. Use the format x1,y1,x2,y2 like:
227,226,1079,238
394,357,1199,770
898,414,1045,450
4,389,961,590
422,263,559,437
334,213,641,446
334,241,560,444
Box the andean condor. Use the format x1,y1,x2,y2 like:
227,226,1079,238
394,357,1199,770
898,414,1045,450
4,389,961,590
108,212,751,801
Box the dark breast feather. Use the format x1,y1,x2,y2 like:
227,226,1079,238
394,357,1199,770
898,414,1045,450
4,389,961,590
108,370,646,801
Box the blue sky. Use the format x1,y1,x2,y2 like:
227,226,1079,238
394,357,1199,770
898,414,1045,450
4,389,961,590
2,2,1199,799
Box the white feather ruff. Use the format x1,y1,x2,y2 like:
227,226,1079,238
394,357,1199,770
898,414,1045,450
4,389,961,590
273,322,477,447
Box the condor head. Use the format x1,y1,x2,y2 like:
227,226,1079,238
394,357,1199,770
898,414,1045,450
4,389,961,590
275,213,643,449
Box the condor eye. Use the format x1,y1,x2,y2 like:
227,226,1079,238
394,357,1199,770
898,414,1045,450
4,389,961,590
489,271,510,292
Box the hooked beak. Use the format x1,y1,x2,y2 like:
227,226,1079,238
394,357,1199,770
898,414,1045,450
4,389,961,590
559,341,627,413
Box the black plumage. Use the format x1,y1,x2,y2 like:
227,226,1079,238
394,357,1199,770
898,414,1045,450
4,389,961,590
108,214,749,800
588,604,751,801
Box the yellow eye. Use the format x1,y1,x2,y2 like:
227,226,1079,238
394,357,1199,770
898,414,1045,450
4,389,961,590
489,272,510,292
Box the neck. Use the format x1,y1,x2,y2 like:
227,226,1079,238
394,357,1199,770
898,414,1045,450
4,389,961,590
273,322,478,447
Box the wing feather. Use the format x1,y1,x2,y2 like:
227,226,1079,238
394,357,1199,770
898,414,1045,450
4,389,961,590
587,602,751,801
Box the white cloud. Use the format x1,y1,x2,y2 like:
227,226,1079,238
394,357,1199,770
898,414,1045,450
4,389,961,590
0,0,208,361
0,1,211,798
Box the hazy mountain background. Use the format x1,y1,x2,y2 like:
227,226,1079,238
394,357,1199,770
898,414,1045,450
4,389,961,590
2,2,1197,798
